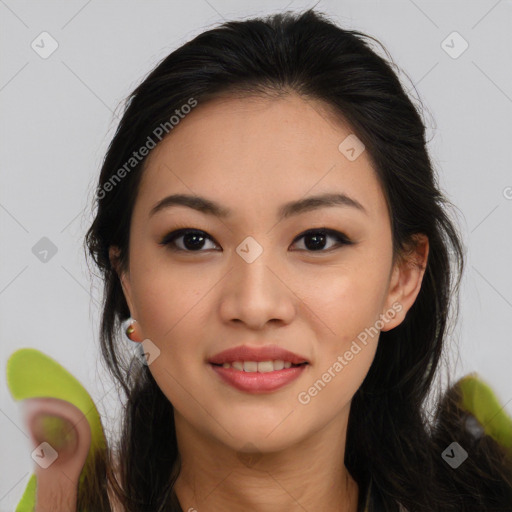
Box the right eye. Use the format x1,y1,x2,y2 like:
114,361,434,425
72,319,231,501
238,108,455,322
159,229,220,252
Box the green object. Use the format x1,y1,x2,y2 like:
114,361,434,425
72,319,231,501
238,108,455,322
5,350,512,510
6,348,107,512
457,372,512,449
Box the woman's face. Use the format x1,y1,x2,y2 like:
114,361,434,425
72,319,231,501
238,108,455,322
114,93,426,454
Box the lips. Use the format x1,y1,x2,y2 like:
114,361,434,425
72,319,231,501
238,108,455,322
210,363,308,393
208,344,310,393
208,344,309,366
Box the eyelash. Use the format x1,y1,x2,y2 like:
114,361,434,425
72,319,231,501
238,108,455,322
159,227,354,253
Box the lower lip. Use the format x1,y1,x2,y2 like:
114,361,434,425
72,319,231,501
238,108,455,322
209,364,308,393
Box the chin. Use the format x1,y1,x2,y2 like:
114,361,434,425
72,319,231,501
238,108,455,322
216,422,304,453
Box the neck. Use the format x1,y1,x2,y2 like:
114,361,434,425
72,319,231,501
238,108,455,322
173,410,359,512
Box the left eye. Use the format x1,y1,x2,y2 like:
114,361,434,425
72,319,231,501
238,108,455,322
159,228,353,253
292,229,353,251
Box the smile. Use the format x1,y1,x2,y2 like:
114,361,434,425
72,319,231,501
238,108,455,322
209,361,309,393
213,360,307,372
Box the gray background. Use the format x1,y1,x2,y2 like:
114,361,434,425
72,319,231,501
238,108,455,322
1,0,511,508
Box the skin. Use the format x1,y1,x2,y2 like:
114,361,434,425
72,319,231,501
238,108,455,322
25,92,428,512
113,92,429,512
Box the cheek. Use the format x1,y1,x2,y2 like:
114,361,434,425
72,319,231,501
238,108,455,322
297,272,383,415
297,257,389,402
128,263,219,401
129,267,209,405
307,259,391,341
129,257,210,340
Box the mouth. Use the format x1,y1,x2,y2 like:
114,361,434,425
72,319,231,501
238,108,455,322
208,344,310,366
207,344,310,393
210,361,309,372
209,359,309,393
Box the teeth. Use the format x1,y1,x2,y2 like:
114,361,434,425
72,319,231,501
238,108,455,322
218,360,302,372
257,361,274,373
243,361,258,372
273,360,284,370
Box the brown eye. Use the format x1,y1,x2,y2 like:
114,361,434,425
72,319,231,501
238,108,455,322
160,227,353,253
160,229,219,252
291,229,353,252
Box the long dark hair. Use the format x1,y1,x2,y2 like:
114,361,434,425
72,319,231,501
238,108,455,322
84,9,512,511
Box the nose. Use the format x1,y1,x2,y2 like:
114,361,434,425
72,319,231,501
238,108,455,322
218,250,296,331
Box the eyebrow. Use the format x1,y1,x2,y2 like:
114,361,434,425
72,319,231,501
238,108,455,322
149,192,367,220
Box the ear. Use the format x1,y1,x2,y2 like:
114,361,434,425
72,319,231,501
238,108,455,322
109,245,136,316
380,233,429,331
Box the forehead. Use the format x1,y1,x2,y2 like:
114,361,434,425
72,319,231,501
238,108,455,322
135,93,387,222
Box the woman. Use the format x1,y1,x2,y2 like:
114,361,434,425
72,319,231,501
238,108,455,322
9,8,512,511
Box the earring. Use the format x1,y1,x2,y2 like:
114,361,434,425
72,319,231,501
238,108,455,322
122,317,140,343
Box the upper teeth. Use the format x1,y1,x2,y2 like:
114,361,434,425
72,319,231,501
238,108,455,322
221,360,294,372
